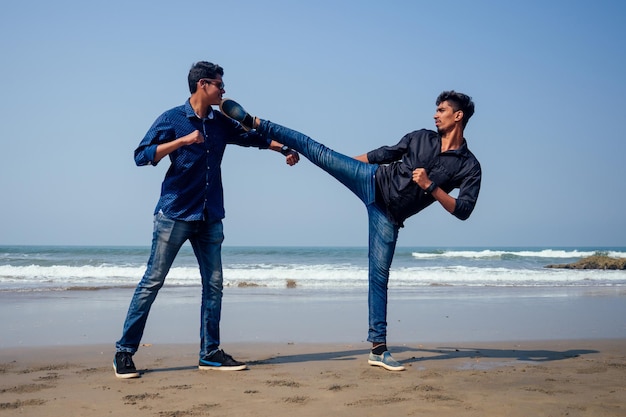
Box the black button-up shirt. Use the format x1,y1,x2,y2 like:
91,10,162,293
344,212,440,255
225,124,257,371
368,129,481,226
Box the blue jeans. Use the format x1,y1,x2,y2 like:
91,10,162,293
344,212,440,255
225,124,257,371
258,120,399,343
116,212,225,357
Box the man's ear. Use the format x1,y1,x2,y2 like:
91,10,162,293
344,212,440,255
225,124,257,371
455,110,464,122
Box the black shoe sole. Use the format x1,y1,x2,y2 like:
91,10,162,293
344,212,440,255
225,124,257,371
113,363,141,379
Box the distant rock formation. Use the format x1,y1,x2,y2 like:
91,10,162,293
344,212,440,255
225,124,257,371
545,254,626,270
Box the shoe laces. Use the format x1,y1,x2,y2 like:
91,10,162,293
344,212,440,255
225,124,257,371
119,353,134,367
218,349,235,361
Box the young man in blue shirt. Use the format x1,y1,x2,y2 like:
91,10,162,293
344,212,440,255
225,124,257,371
221,92,481,371
113,61,299,378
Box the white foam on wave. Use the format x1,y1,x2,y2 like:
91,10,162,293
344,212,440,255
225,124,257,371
411,249,626,259
1,263,625,291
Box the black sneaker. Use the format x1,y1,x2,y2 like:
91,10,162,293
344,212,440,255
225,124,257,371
113,352,140,379
199,349,247,371
219,98,255,131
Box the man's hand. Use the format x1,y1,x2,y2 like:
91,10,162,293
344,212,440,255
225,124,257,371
154,130,204,163
179,130,204,146
285,150,300,166
412,168,431,190
268,140,300,166
414,167,456,213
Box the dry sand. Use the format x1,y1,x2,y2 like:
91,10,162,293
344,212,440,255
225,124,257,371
1,339,625,416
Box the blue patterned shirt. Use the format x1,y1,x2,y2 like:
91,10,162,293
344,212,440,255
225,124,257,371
134,99,271,222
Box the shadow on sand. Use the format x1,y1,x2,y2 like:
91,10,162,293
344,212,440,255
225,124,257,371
251,345,598,366
141,344,598,375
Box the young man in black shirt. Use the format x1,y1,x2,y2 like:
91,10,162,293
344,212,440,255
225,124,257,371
221,91,481,371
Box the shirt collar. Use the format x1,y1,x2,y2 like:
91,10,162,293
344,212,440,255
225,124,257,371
439,136,470,156
455,139,469,154
185,99,214,120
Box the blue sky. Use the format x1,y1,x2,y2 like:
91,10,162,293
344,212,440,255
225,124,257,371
1,0,625,247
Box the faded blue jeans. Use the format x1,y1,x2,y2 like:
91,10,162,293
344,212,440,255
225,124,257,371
116,212,225,357
258,120,399,343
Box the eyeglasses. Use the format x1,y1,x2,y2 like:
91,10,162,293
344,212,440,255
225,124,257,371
200,78,225,90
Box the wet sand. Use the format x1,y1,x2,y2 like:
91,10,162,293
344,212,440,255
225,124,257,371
1,287,625,415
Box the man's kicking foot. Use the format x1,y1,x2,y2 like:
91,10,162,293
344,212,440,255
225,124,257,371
219,98,257,131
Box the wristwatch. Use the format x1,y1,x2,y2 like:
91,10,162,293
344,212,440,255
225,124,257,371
280,145,291,156
425,182,437,194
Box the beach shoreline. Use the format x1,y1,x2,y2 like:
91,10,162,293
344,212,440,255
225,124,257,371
1,286,625,415
2,286,625,349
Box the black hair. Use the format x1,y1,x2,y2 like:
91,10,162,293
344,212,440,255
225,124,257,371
436,91,475,127
188,61,224,93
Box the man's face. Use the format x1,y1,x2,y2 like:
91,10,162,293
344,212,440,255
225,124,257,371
434,100,461,134
198,75,225,105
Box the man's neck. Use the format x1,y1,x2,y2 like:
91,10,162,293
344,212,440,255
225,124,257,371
190,94,210,119
440,126,465,152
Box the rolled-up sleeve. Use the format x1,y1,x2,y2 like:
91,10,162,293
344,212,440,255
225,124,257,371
367,134,412,164
452,164,482,220
231,130,271,149
134,116,174,166
222,116,271,149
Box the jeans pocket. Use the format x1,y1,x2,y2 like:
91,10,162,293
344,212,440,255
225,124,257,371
154,211,176,237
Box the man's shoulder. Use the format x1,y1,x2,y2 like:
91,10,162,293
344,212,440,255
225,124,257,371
400,129,439,147
460,145,482,174
162,103,188,116
151,103,188,123
467,149,482,169
405,128,437,139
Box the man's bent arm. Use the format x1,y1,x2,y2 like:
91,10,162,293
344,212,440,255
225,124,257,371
153,131,204,164
431,186,456,214
413,168,457,215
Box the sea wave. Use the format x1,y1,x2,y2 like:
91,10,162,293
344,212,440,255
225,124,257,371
1,263,625,292
411,249,626,259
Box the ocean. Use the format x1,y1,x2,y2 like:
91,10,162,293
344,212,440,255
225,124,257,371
1,245,625,293
2,245,626,347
